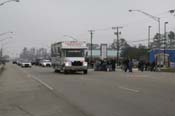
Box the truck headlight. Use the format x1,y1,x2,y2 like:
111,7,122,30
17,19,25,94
83,62,88,66
65,62,71,66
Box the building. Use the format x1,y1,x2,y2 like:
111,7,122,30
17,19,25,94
86,49,121,59
149,49,175,68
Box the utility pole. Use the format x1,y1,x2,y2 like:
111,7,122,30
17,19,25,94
148,26,152,48
112,26,123,66
89,30,95,67
164,22,168,67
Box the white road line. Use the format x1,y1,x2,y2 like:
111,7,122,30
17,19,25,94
19,68,54,91
118,86,139,93
31,76,54,91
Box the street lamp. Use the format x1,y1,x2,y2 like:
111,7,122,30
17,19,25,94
0,31,13,37
164,22,168,67
169,9,175,15
0,0,19,6
129,9,161,47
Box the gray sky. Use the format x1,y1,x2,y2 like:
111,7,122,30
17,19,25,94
1,0,175,57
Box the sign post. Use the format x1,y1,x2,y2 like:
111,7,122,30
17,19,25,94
100,44,107,60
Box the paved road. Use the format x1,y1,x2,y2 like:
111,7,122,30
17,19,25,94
0,63,175,116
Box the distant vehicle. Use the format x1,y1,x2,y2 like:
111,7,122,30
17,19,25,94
51,41,88,74
12,60,17,64
40,60,52,67
34,58,43,66
21,60,32,68
16,59,22,66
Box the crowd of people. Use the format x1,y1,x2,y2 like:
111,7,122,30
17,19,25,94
93,58,158,72
122,59,133,72
94,59,116,71
137,61,157,72
122,59,158,72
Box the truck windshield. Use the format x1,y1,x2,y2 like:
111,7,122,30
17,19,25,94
64,49,84,57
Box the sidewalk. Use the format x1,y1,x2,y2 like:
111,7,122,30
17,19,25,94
88,68,139,72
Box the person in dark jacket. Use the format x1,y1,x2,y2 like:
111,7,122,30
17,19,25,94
138,60,144,72
128,59,133,72
151,61,156,72
111,59,116,71
124,59,129,72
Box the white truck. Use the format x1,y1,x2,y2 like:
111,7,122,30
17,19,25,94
51,41,88,74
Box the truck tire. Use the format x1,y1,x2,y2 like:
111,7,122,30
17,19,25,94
83,70,88,74
64,70,68,74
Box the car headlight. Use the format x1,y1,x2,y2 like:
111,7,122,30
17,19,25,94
83,62,88,66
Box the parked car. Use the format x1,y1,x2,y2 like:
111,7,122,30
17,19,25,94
40,60,52,67
21,60,32,68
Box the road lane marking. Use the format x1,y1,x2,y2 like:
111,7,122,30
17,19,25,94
17,67,54,91
31,76,54,90
118,86,139,93
19,68,54,91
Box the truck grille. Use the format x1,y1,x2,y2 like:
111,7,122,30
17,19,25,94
25,64,29,67
72,61,83,66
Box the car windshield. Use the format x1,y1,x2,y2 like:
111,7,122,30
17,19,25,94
43,60,50,62
22,60,30,63
64,49,84,57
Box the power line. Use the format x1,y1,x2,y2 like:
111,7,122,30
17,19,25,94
128,39,148,43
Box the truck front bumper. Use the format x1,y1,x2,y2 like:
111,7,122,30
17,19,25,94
64,66,87,71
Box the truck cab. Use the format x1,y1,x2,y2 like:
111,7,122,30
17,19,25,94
51,41,88,74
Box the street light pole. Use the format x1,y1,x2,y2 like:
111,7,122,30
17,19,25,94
164,22,168,67
0,31,13,37
0,0,19,6
129,9,161,47
112,26,123,66
129,9,162,65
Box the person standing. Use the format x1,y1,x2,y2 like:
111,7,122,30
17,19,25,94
128,59,133,72
111,59,116,71
140,60,144,72
124,59,129,72
151,61,156,72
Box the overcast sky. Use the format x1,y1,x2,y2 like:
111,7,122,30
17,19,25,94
0,0,175,57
